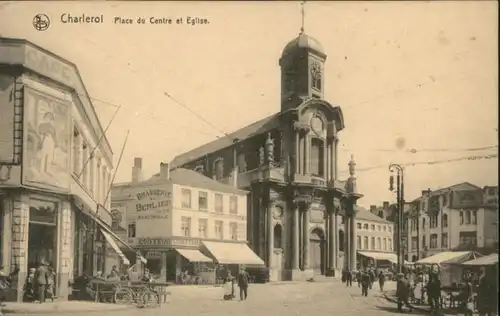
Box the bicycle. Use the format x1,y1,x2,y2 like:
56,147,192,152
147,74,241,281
114,282,160,308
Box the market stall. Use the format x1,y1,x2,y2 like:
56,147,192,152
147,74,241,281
416,251,483,287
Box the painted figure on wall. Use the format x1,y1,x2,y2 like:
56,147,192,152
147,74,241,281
24,89,70,190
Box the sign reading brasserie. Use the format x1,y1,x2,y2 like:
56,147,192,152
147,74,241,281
135,187,172,220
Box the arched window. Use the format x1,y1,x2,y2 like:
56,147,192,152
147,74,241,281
357,236,361,249
442,214,448,228
339,230,344,251
363,236,368,250
310,138,325,177
273,225,282,249
376,237,381,250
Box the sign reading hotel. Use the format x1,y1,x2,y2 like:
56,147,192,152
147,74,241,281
135,186,172,220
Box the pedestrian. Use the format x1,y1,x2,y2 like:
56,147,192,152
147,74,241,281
237,268,249,301
476,267,494,316
368,269,375,290
378,270,385,292
46,266,55,302
356,270,362,288
396,273,413,313
346,269,353,287
35,260,50,303
426,264,441,313
361,270,370,297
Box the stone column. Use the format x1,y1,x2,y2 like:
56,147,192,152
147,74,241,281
330,139,336,180
298,135,303,174
292,202,300,269
326,143,331,182
329,210,336,272
343,215,350,270
268,202,274,268
349,204,357,271
304,136,310,175
295,130,300,174
334,138,339,180
302,206,310,269
11,194,29,302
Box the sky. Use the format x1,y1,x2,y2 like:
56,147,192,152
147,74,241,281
0,1,498,207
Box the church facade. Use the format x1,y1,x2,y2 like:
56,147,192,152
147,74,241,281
168,31,362,281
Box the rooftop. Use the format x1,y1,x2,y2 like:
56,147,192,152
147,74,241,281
356,206,392,224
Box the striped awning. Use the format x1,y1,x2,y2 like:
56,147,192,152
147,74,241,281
101,230,130,266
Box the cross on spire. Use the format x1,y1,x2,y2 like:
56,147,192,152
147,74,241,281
300,1,306,34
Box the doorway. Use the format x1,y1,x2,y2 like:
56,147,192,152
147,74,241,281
27,199,58,272
309,228,325,275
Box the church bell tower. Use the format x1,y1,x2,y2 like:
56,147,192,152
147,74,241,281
279,3,327,112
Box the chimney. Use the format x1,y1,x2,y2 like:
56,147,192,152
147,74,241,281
383,201,389,208
159,162,170,179
370,205,377,213
131,157,143,183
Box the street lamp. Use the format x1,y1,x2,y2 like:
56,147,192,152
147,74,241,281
389,163,405,274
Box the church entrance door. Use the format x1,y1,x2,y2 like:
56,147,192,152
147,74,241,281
309,228,325,274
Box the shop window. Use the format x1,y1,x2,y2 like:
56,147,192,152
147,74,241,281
229,196,238,214
310,138,324,177
181,188,191,208
198,191,208,210
214,194,223,213
181,217,191,237
230,222,239,241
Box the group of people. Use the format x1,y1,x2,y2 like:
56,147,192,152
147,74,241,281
342,268,387,295
23,260,56,303
222,269,250,301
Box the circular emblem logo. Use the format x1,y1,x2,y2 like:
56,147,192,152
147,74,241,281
33,14,50,31
310,115,324,135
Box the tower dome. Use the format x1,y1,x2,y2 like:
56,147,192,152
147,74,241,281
281,32,325,59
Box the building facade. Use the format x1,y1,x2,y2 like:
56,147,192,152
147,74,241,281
405,182,498,262
354,206,396,268
167,30,362,281
0,37,138,302
110,159,262,283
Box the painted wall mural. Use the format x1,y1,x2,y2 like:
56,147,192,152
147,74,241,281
23,87,71,190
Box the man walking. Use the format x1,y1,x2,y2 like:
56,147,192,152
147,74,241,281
237,269,249,301
396,273,413,313
361,270,370,297
346,269,353,287
35,260,50,303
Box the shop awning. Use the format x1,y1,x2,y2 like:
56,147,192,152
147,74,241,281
416,251,481,265
358,251,399,263
201,241,265,266
101,230,130,266
176,249,213,263
461,253,498,266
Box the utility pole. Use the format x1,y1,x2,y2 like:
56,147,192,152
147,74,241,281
389,163,405,274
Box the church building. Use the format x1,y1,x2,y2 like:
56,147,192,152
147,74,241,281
167,28,363,281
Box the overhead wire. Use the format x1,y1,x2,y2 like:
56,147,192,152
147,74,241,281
74,35,497,178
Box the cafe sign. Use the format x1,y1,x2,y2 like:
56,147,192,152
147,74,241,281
134,186,172,220
137,238,200,248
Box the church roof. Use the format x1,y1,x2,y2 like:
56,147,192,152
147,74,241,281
170,113,280,169
281,32,325,58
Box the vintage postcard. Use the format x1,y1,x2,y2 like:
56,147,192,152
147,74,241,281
0,1,497,315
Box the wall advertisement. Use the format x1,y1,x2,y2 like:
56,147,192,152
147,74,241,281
133,185,173,238
22,87,71,191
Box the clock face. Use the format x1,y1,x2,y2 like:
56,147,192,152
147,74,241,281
310,61,322,80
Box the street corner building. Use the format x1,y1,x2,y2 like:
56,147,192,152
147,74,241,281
167,30,364,281
0,37,143,302
110,160,264,284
